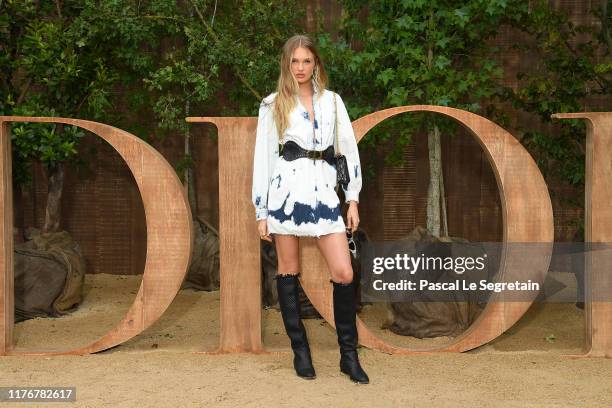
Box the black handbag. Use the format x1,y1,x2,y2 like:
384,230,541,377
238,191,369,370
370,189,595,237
333,93,351,191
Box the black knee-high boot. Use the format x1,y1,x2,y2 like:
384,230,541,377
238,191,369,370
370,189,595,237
332,280,369,384
275,273,316,380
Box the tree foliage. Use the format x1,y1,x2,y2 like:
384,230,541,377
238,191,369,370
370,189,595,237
317,0,527,163
0,0,608,235
316,0,530,234
504,0,610,193
141,0,302,134
0,0,173,184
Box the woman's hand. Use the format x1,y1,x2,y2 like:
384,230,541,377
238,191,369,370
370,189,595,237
258,219,272,242
346,201,360,233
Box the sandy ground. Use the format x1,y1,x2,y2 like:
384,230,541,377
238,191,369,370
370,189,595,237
1,273,611,408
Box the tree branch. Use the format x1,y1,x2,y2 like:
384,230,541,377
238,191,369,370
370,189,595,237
54,0,62,18
188,0,261,100
16,78,32,105
251,0,283,40
602,0,611,51
561,37,607,91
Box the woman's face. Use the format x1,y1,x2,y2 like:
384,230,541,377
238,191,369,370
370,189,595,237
290,46,316,85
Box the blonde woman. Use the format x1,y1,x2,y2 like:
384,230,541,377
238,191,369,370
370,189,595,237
251,34,368,384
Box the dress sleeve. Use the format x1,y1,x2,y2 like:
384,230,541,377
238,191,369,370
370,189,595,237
335,93,362,203
251,98,278,220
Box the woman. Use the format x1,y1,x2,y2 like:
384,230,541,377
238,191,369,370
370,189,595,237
251,34,369,384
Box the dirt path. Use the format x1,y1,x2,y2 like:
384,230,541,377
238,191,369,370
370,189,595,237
1,274,610,407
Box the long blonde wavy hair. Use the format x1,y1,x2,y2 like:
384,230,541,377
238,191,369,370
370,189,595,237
272,34,328,140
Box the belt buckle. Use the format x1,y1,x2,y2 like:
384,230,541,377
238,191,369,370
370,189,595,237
308,150,322,159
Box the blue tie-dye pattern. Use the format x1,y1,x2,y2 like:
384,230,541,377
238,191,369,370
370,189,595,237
354,164,360,178
302,111,318,129
269,192,341,226
255,195,261,206
315,198,341,222
293,201,317,225
272,174,282,188
268,193,294,223
269,193,312,225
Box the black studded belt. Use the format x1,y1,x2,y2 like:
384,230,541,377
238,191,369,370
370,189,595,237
280,140,335,166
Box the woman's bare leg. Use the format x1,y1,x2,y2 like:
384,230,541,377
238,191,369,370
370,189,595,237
273,234,300,275
274,234,300,275
315,232,353,283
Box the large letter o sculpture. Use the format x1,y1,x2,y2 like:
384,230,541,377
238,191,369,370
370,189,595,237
298,105,554,353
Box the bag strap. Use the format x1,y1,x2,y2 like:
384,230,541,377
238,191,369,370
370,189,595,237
333,92,341,157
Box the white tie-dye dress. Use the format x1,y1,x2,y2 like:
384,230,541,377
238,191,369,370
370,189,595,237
251,80,362,238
